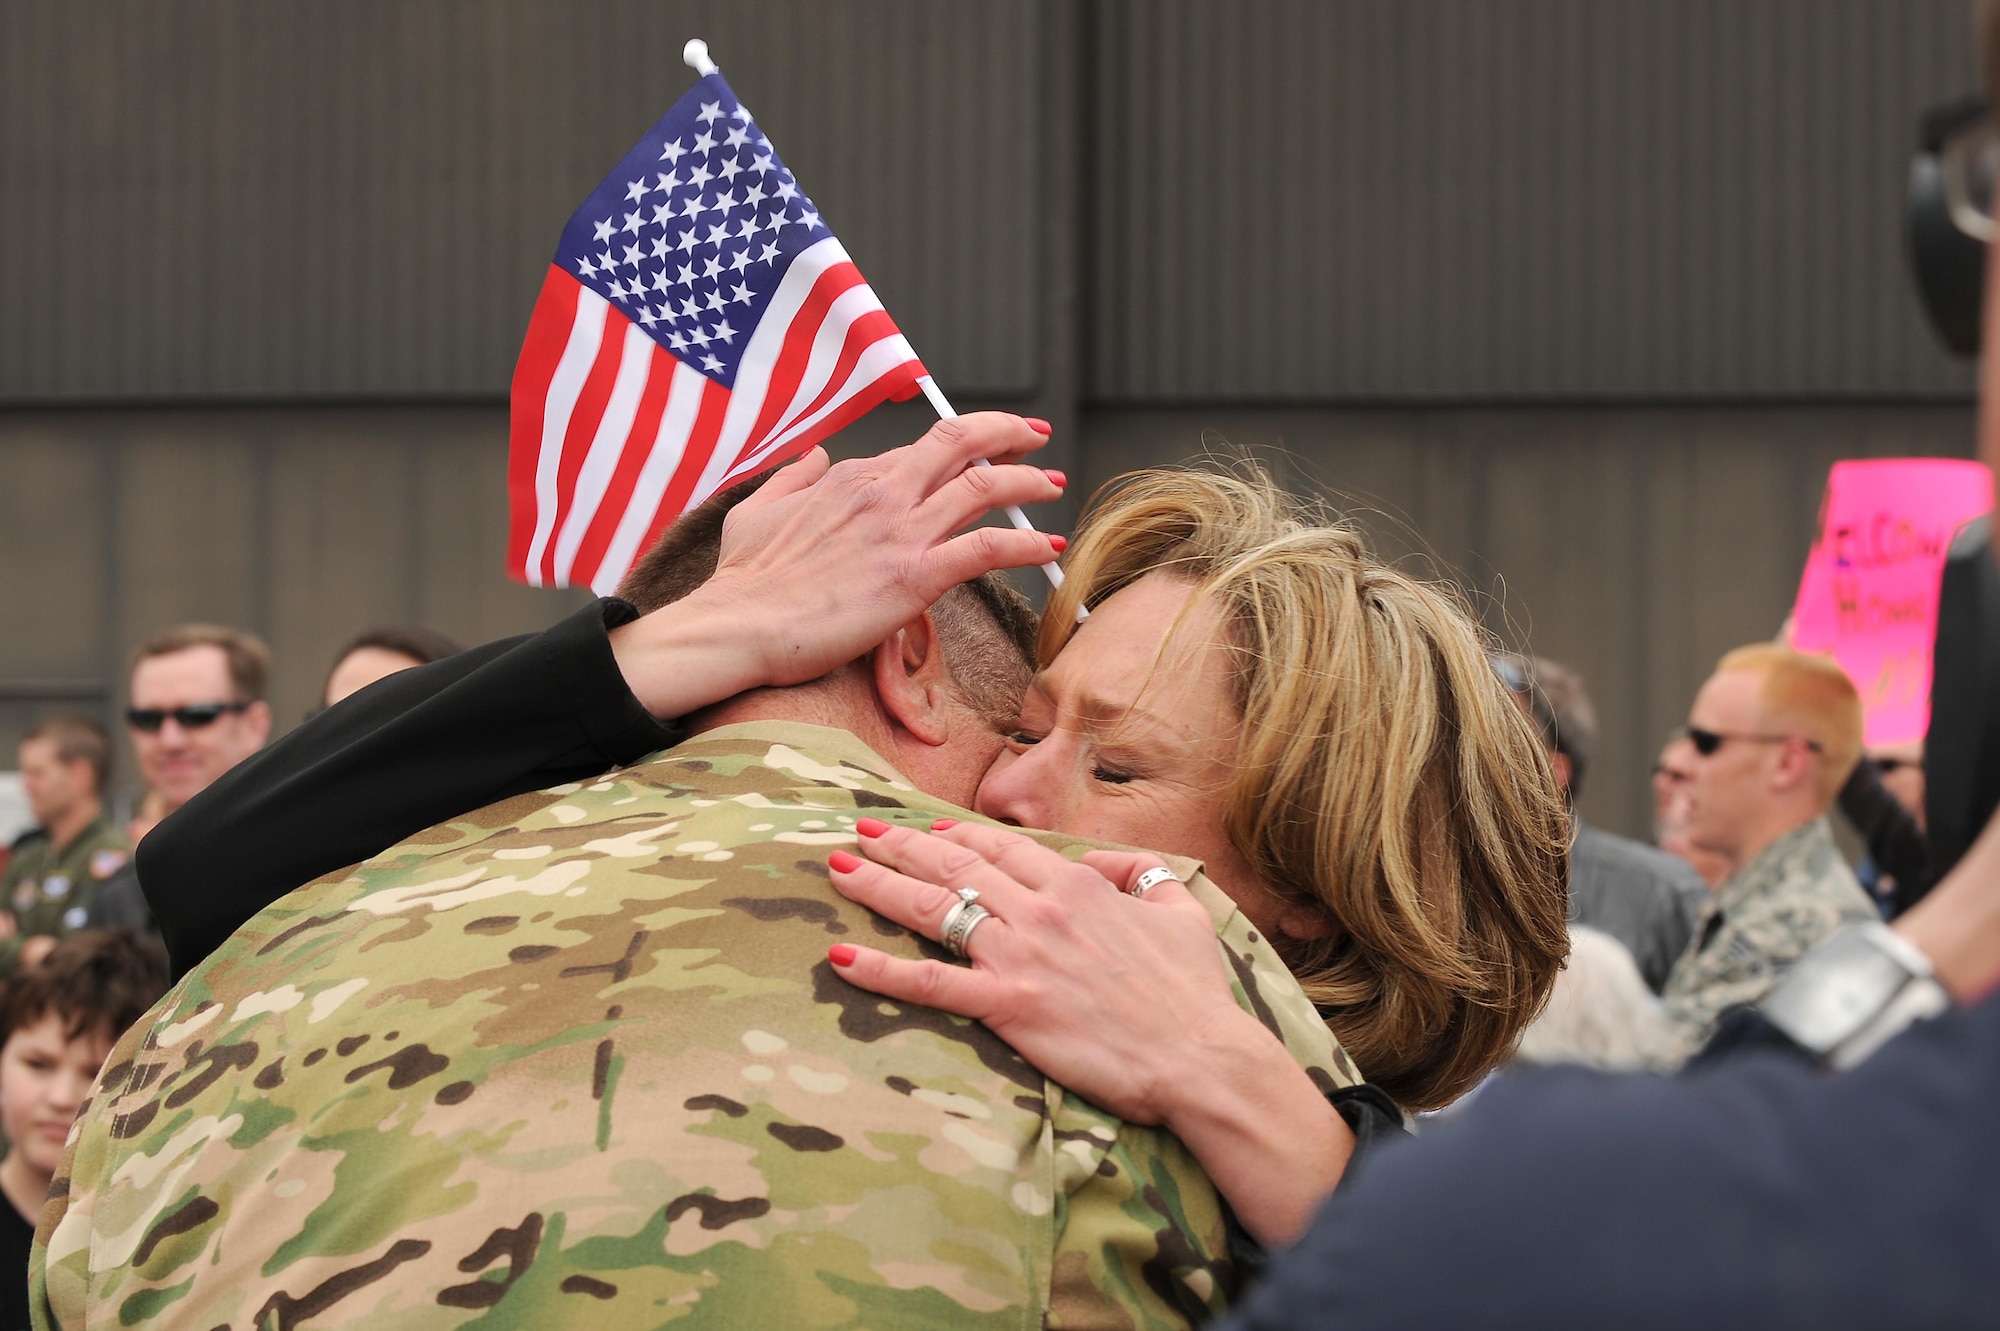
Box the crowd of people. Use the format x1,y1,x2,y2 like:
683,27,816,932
4,4,2000,1328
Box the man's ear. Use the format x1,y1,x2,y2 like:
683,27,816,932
244,701,274,748
1770,740,1815,795
869,612,955,747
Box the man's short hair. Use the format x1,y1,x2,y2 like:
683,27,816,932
1531,657,1598,802
0,929,168,1046
1492,654,1598,801
132,624,271,703
23,715,112,796
616,474,1040,725
1714,643,1864,805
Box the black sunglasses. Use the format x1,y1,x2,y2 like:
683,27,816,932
1685,725,1823,758
126,701,251,733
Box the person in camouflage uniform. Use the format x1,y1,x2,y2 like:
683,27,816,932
38,415,1364,1328
1,719,128,972
1659,645,1879,1058
36,720,1356,1329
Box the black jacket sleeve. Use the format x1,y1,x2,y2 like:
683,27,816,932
1834,759,1930,913
139,598,678,979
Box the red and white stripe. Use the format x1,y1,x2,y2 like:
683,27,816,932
508,237,924,593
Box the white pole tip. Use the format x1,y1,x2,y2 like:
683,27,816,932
683,39,717,76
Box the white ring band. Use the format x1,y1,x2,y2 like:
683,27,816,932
1131,867,1182,899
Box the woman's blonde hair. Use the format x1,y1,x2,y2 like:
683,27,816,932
1046,467,1571,1110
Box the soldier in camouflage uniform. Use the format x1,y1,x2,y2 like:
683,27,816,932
1658,645,1879,1059
1,718,128,972
36,720,1357,1328
1660,816,1877,1055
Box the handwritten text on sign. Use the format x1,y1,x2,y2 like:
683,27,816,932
1790,458,1993,748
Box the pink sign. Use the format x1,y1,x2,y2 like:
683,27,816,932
1791,458,1993,748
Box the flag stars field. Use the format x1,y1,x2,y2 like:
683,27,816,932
560,102,830,383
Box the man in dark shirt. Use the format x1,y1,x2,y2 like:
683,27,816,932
1498,655,1705,991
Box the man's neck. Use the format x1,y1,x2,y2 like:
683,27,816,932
686,677,892,756
44,797,102,853
1720,811,1817,882
0,1145,49,1226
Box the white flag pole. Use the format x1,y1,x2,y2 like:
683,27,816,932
914,376,1067,592
681,39,1068,598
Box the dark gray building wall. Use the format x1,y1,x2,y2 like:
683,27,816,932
1087,0,1977,400
0,1,1044,399
0,2,1986,842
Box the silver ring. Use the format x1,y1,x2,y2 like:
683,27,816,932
942,903,992,959
936,887,981,944
1130,867,1182,899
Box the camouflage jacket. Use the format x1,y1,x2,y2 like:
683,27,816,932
1659,817,1877,1059
37,720,1358,1330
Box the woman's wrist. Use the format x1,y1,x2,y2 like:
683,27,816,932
606,585,792,718
1150,1008,1354,1247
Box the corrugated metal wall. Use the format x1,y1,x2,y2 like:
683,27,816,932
1088,0,1979,400
1,2,1988,842
0,1,1042,400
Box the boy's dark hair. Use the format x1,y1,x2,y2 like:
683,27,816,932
616,472,1041,725
0,930,169,1045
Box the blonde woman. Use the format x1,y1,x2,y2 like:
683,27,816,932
823,465,1571,1239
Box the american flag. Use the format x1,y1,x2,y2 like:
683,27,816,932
508,71,925,592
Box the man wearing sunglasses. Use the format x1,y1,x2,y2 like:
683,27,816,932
1655,644,1879,1060
84,625,275,942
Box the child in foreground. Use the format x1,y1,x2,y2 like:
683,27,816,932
0,931,165,1331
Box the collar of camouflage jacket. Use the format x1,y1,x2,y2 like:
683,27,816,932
1711,816,1840,914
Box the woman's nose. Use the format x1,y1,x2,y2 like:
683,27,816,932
975,747,1058,830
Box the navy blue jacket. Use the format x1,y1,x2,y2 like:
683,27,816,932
1225,993,2000,1330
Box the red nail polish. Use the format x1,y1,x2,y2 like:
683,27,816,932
1024,417,1053,435
828,849,863,873
855,817,890,838
931,818,959,831
1048,535,1068,553
829,944,858,967
1044,469,1067,486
